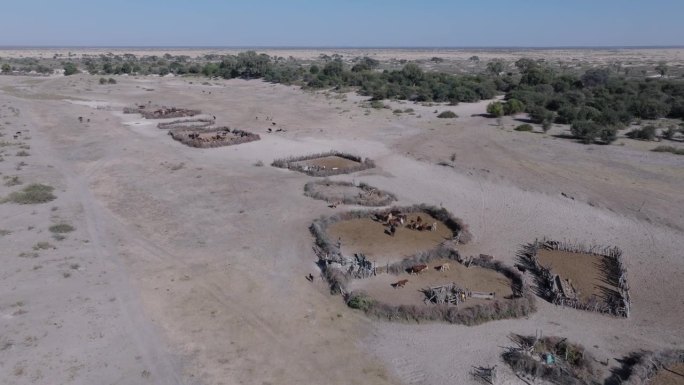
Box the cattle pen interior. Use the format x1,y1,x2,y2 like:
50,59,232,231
348,258,515,308
325,211,454,265
272,151,375,176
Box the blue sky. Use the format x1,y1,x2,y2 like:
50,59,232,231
0,0,682,47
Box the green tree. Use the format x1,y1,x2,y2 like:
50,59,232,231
504,98,525,115
63,62,78,76
1,63,11,73
486,60,505,76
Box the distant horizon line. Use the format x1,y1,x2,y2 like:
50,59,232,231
1,45,683,50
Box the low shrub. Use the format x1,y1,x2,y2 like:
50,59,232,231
652,145,684,155
3,184,56,204
49,223,75,233
347,291,374,311
626,125,657,141
515,124,534,132
437,111,458,118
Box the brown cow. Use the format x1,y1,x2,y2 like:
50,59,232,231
407,264,428,275
391,279,409,288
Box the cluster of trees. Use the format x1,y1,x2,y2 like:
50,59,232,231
495,59,684,143
5,51,684,147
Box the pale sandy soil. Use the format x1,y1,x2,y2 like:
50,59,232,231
0,60,682,385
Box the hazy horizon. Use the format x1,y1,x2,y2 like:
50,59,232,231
1,0,683,47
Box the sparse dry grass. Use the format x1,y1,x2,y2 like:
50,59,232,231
3,183,56,204
3,175,21,186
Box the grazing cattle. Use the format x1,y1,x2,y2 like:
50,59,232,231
272,122,276,126
436,263,450,272
430,222,437,232
407,264,428,275
389,224,396,237
328,200,341,208
391,279,409,288
416,216,423,223
267,128,272,133
78,116,83,123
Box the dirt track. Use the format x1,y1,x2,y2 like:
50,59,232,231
0,66,682,385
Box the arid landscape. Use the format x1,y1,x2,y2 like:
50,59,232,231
1,46,683,385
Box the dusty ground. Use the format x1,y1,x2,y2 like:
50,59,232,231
536,249,618,302
349,260,513,308
327,214,452,264
0,49,683,385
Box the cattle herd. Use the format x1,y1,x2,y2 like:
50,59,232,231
377,210,437,237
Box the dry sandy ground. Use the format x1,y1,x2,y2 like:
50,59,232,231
0,68,682,385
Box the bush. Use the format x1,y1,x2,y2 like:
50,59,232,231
487,101,504,117
504,98,525,115
3,184,56,204
626,125,657,141
99,77,108,84
49,223,75,233
570,120,617,144
515,124,534,132
652,145,684,155
369,100,384,109
108,78,117,84
437,111,457,118
347,292,374,311
63,62,78,76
